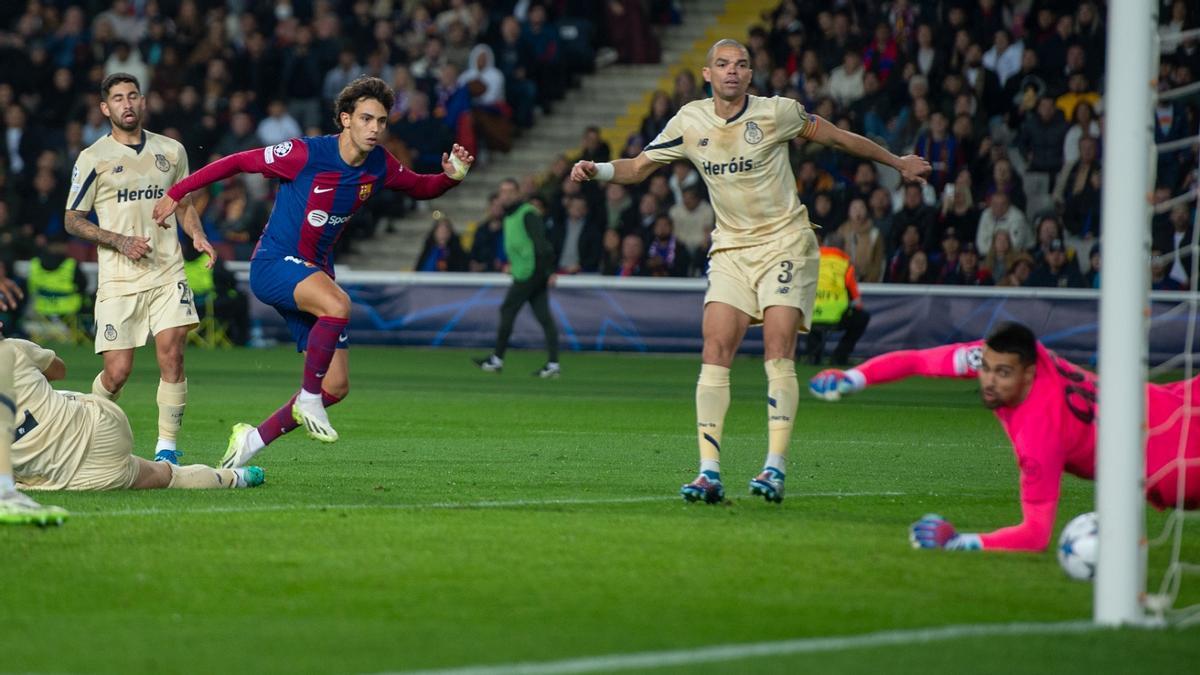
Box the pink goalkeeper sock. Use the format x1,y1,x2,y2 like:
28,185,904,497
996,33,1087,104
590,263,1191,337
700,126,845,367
303,316,348,394
258,390,344,445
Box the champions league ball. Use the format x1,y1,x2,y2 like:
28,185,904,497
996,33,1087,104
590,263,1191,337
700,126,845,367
1057,512,1099,581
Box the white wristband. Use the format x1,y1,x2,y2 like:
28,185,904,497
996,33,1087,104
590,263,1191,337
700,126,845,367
447,153,470,181
592,162,615,182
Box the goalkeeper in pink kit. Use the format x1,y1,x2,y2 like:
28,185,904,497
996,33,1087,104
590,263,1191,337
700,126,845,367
809,322,1200,552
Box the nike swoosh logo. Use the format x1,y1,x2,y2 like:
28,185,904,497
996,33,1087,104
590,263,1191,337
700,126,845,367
338,334,348,343
313,186,334,194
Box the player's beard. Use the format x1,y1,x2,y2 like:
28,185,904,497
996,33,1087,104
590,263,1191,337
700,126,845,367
979,388,1007,409
112,110,141,133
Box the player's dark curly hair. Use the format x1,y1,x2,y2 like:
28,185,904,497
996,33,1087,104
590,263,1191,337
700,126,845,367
985,322,1038,366
100,72,141,99
333,76,395,130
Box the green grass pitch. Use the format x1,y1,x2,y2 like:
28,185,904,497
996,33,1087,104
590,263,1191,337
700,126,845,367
2,343,1197,674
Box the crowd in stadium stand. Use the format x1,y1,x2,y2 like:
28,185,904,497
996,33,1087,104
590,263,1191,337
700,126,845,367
423,0,1199,288
1,1,1199,295
0,0,673,270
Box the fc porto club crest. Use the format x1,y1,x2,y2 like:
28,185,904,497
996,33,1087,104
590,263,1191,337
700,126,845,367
154,153,170,172
358,183,373,201
744,121,764,145
104,324,118,341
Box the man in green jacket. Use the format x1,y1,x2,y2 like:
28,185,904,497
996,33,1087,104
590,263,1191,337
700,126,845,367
475,179,561,377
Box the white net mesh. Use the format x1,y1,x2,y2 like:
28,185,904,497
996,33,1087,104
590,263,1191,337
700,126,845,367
1143,59,1200,623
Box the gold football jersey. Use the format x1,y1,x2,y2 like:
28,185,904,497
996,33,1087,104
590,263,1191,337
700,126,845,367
68,131,190,300
644,95,818,253
5,340,91,490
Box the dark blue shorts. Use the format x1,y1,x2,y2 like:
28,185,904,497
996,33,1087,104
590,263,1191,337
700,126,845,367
250,256,350,352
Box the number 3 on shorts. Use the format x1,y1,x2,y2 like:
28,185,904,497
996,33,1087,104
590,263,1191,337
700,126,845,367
777,260,794,284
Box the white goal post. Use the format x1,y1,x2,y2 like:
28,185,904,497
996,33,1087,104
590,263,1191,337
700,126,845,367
1094,0,1156,626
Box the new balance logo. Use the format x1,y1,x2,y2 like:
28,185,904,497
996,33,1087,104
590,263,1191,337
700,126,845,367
313,186,334,194
699,138,709,146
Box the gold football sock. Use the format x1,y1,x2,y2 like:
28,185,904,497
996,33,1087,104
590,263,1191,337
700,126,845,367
696,364,731,476
156,379,187,448
167,464,240,489
764,358,798,475
91,372,120,401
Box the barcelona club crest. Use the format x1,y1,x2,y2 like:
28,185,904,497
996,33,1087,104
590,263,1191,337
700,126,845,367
154,153,170,172
358,184,373,201
744,121,763,145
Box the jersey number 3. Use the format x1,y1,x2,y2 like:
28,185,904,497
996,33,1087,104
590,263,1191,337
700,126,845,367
777,261,794,284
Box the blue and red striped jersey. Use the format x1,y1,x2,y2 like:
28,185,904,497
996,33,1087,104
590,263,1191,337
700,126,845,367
168,134,458,275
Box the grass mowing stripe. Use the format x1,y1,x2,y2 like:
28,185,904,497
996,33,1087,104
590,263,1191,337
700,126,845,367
525,429,1007,448
69,491,912,518
390,620,1099,675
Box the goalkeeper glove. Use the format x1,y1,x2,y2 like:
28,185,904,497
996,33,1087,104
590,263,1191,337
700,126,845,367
909,513,982,551
808,369,861,401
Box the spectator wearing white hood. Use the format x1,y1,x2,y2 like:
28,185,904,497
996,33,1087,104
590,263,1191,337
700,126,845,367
458,44,506,107
458,43,513,153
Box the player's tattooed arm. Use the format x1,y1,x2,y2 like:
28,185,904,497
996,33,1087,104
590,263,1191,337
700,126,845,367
64,209,151,260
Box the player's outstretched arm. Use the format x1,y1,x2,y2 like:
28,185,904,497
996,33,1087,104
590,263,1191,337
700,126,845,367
913,424,1063,553
571,153,661,186
153,142,310,225
385,144,471,200
807,114,931,184
809,342,983,401
910,500,1057,553
65,209,151,261
976,499,1058,551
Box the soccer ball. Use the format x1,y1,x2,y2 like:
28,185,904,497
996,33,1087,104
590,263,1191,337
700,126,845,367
1057,512,1099,581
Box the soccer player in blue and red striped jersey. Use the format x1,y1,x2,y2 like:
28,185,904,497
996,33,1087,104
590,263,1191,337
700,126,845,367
152,77,473,467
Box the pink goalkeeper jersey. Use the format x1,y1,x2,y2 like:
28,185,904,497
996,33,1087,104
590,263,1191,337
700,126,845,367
853,341,1200,550
853,341,1098,551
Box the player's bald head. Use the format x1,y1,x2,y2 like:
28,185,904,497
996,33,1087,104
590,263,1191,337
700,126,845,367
706,39,750,67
